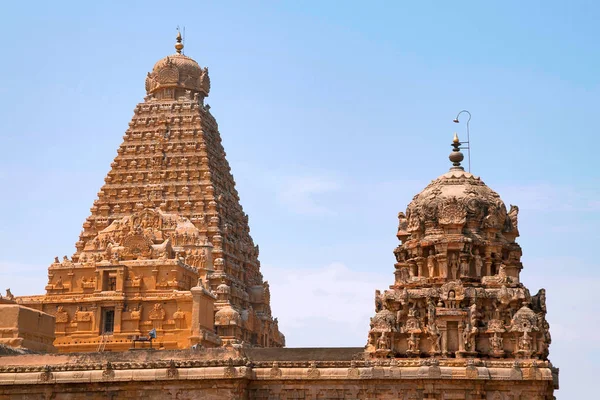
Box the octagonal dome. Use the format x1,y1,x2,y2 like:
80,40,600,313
145,34,210,97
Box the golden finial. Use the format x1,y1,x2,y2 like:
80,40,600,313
175,31,184,54
449,132,464,171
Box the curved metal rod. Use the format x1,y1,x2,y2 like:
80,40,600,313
453,110,472,172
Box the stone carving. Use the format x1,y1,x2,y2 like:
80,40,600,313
307,361,320,378
167,360,178,379
366,135,553,371
439,197,467,226
55,306,69,323
102,362,115,380
18,34,284,352
426,321,441,354
149,303,166,320
269,361,282,378
39,365,52,383
347,360,360,378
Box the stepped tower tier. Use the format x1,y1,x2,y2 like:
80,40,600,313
367,135,553,366
18,34,285,352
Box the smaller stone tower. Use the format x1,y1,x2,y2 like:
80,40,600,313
366,134,558,398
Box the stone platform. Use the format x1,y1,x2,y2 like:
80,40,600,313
0,347,557,399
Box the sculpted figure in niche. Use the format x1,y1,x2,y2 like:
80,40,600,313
448,290,457,308
449,253,459,280
459,255,470,278
427,297,436,323
427,321,441,353
463,322,477,351
199,250,207,269
473,248,483,277
407,333,419,353
490,332,503,351
377,332,390,350
427,250,436,278
519,331,532,352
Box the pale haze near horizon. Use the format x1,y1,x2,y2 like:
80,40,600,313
0,1,598,398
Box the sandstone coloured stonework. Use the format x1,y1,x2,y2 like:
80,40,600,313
1,34,558,399
17,33,284,352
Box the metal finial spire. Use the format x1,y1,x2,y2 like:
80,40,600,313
453,110,472,172
449,133,464,171
175,29,184,54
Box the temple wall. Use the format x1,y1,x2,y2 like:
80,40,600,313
0,303,55,353
0,349,557,399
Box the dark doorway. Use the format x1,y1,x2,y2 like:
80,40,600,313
102,309,115,334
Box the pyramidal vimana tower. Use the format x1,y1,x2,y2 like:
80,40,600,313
20,33,284,352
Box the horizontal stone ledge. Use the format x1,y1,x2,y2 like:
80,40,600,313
0,366,554,385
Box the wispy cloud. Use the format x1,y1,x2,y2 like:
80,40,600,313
276,175,341,216
262,262,390,347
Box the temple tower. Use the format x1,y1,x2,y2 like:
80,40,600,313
19,34,285,352
366,134,557,398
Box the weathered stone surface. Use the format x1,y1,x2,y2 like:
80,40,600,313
16,34,284,352
1,34,558,399
0,295,55,353
0,348,556,398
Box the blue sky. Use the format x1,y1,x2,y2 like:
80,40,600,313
0,1,598,397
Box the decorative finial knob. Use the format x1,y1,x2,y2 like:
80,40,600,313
449,133,464,171
175,31,184,54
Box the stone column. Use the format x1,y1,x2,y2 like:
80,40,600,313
117,268,125,292
416,258,425,277
436,254,448,279
439,321,448,357
458,322,465,353
114,302,123,333
95,270,101,291
67,271,74,291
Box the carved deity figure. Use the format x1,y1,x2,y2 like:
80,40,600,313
463,322,477,351
448,290,457,309
427,322,441,353
473,248,483,277
377,332,390,350
489,333,503,351
519,331,532,352
199,250,207,269
449,253,459,280
407,333,420,353
427,297,436,322
5,288,14,301
460,255,470,277
427,250,436,278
